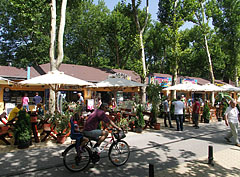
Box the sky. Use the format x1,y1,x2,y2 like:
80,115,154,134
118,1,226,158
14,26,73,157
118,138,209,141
93,0,195,30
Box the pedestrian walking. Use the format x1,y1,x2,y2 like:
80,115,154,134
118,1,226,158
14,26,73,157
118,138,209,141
192,98,200,129
172,96,185,131
163,98,174,128
224,100,240,147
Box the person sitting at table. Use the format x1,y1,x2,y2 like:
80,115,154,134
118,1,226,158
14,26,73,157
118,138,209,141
110,98,117,110
7,104,22,123
36,103,44,116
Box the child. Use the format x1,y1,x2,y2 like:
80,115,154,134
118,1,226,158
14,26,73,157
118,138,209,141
72,113,88,155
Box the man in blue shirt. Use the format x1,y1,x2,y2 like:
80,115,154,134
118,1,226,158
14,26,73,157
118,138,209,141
33,92,42,106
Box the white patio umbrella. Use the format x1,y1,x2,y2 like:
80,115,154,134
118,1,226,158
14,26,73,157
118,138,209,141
90,77,145,102
220,84,240,92
201,83,226,92
0,76,14,85
93,77,145,88
163,83,203,92
19,70,94,111
19,70,93,87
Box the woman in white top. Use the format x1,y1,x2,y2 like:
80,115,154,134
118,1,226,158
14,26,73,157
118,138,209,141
224,100,240,147
172,96,185,131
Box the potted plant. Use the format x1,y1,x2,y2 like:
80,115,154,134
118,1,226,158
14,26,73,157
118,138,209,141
50,102,79,144
202,102,211,123
53,110,73,144
117,117,129,133
134,104,145,133
13,110,32,149
146,83,163,127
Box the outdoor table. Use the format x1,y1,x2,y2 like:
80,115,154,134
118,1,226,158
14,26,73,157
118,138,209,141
41,123,57,142
122,112,136,118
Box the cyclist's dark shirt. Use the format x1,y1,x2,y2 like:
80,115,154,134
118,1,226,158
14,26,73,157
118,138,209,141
84,109,110,131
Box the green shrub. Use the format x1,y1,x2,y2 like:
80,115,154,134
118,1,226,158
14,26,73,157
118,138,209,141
14,110,31,143
135,104,145,128
203,103,210,121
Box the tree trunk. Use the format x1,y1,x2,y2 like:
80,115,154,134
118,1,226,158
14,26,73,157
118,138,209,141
132,0,149,104
170,0,179,101
204,35,215,84
235,67,238,87
49,0,68,113
50,0,57,72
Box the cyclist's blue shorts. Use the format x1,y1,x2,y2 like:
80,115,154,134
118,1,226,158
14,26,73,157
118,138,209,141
84,130,102,138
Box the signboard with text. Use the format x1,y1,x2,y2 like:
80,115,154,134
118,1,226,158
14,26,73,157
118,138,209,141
180,78,197,84
150,76,172,87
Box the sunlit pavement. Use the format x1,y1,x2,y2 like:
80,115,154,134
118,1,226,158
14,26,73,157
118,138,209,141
0,120,239,177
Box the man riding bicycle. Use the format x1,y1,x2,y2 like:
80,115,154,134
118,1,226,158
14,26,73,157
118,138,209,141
83,103,121,153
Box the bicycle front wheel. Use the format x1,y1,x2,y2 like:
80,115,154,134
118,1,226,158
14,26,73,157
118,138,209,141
108,140,130,166
63,144,91,172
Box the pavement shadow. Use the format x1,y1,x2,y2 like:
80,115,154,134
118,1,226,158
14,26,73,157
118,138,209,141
156,159,240,177
0,144,68,176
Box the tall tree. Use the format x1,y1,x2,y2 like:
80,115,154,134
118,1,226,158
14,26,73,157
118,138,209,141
64,0,110,67
145,22,171,74
186,0,215,84
208,0,240,86
0,0,50,67
102,2,137,69
158,0,185,99
131,0,149,103
49,0,68,112
49,0,67,71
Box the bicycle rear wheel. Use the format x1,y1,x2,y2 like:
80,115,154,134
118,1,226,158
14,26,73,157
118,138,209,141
108,140,130,166
63,144,91,172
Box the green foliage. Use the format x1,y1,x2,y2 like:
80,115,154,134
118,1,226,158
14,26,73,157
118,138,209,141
146,83,163,124
146,83,162,106
135,104,145,128
48,102,83,135
0,0,238,84
202,103,210,121
215,92,232,103
0,0,50,67
117,117,129,132
208,0,240,82
13,110,31,143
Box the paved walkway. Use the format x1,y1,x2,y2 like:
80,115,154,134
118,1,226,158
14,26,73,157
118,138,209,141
156,146,240,177
0,119,239,176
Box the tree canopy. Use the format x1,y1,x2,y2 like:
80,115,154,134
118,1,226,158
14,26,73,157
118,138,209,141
0,0,239,85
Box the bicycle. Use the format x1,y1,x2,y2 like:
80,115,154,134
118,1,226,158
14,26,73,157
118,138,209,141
62,128,130,172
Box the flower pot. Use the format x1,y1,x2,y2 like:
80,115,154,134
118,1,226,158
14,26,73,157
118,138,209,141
204,119,210,123
18,140,31,149
154,123,160,130
135,127,143,133
57,135,67,144
43,123,51,131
